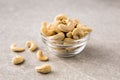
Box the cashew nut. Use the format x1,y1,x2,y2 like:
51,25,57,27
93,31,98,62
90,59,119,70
72,28,85,39
54,21,61,33
73,35,79,40
52,47,67,53
58,19,75,32
77,24,92,32
72,19,79,26
63,38,74,45
37,50,48,61
26,41,38,52
12,55,24,65
66,31,72,38
66,47,80,52
40,21,55,36
10,44,25,52
35,64,51,74
54,14,68,22
48,32,65,41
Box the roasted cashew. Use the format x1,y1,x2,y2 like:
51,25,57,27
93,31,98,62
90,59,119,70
41,21,55,36
52,47,67,53
37,50,48,61
73,35,79,40
66,31,72,38
66,47,80,52
54,14,68,22
72,19,79,26
77,24,92,32
26,41,38,52
64,38,74,42
10,44,25,52
58,19,75,32
63,38,74,45
72,28,85,39
48,32,65,41
12,55,24,65
35,64,51,74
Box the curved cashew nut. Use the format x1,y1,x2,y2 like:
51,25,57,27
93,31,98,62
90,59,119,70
66,31,72,38
72,28,85,39
72,19,79,26
48,32,65,41
73,35,79,40
54,14,68,21
37,50,48,61
63,38,74,45
77,24,92,32
66,47,80,52
51,21,62,33
35,64,51,74
52,47,67,53
26,41,38,52
10,44,25,52
12,55,24,65
58,19,75,32
40,21,55,36
64,38,74,42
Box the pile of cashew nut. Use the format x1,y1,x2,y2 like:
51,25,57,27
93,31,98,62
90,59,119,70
10,41,51,74
40,14,92,40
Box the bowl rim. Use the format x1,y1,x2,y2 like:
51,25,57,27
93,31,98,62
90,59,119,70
40,32,91,43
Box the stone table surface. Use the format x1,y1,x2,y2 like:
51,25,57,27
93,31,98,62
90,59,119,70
0,0,120,80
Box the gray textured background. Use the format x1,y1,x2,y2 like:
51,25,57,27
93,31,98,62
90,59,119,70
0,0,120,80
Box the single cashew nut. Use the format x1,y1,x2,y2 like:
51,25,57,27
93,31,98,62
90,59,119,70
54,14,68,21
66,31,72,38
48,32,65,41
58,19,75,32
77,24,92,32
35,64,51,74
63,38,74,45
12,55,24,65
58,24,69,32
37,50,48,61
66,47,80,52
73,35,79,40
72,19,79,26
26,41,38,52
52,47,67,53
72,28,85,39
40,21,55,36
10,44,25,52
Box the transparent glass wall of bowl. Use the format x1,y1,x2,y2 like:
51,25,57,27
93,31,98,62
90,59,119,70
40,33,90,57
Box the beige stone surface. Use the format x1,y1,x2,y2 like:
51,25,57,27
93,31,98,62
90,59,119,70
0,0,120,80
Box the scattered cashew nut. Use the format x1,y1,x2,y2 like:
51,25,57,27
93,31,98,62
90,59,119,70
26,41,38,52
10,44,25,52
35,64,51,74
37,50,48,61
12,55,24,65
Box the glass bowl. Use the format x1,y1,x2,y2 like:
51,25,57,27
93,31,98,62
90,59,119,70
40,33,91,57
